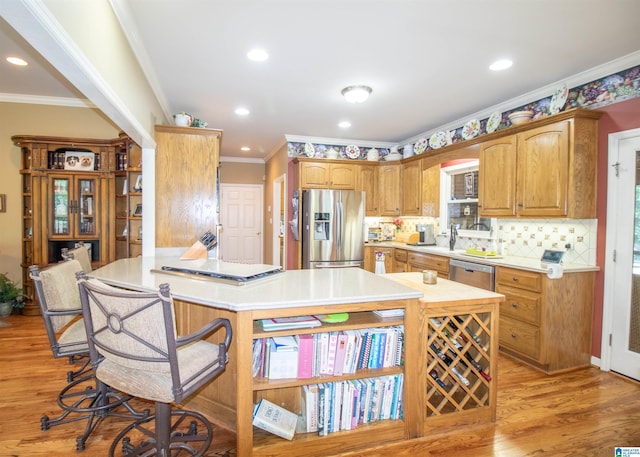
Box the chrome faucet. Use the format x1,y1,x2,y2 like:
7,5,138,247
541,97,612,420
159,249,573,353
449,224,458,251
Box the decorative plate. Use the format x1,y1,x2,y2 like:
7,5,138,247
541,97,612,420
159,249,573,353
429,131,447,149
549,85,569,115
345,145,360,159
486,112,501,133
414,138,428,154
304,142,315,157
461,119,480,140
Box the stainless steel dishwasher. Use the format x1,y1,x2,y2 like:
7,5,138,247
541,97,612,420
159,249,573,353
449,259,495,291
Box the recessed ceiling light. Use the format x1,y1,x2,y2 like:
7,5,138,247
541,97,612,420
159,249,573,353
235,107,250,116
338,121,351,128
489,59,512,71
6,56,28,66
341,85,372,103
241,147,251,151
247,49,268,62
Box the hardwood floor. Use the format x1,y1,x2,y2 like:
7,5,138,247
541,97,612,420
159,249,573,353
1,314,639,456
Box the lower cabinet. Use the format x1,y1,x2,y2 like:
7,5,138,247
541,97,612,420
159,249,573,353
393,249,408,272
407,251,450,279
363,245,393,273
496,266,595,373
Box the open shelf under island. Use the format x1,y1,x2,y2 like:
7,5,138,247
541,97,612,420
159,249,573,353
90,258,504,456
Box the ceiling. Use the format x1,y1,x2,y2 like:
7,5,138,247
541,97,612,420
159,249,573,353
1,1,640,160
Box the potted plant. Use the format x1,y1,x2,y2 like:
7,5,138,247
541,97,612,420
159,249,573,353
0,273,24,317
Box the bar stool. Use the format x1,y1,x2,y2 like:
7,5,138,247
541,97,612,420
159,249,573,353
77,273,232,456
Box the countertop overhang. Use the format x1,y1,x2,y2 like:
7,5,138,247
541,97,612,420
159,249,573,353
366,241,599,273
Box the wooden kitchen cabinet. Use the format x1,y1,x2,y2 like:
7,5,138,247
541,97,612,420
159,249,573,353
379,165,401,216
357,164,379,216
421,163,440,217
496,266,595,373
393,248,409,272
364,245,394,273
402,161,421,215
407,251,450,279
297,159,356,189
155,125,221,248
478,109,601,218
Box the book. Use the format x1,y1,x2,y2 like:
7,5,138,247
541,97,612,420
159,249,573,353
268,336,298,379
373,308,404,318
326,332,339,375
333,333,348,376
252,398,298,440
300,384,319,433
261,315,321,331
297,334,314,379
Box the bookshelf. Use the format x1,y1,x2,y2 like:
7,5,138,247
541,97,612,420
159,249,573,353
114,138,143,259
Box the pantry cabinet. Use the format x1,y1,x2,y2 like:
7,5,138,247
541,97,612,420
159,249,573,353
478,110,601,218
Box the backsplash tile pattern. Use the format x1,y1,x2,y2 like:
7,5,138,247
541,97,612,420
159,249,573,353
368,216,597,266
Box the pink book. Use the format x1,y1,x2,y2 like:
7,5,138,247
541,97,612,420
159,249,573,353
333,333,348,376
297,334,314,379
325,332,339,375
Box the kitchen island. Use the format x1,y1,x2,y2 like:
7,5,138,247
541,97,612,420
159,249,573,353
90,258,503,456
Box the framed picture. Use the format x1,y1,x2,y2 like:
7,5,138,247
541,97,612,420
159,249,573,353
464,172,475,197
133,203,143,217
64,151,95,171
133,175,143,192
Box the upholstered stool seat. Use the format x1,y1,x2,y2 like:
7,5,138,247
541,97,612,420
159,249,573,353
77,274,232,457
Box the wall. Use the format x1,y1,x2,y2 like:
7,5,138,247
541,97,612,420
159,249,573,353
0,102,120,285
593,96,640,357
219,161,264,184
264,145,289,267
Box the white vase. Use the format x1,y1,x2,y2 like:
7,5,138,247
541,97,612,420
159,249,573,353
367,148,379,161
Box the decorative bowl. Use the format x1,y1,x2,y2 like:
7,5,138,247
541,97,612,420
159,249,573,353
508,110,534,126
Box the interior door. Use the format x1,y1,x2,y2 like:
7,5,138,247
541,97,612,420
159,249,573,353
220,184,263,264
603,128,640,381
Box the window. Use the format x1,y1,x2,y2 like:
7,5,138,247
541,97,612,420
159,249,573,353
439,160,493,237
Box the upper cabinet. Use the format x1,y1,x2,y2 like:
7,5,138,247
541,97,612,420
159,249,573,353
401,161,421,216
155,125,222,248
421,162,440,217
478,109,601,218
357,164,379,216
296,159,356,189
379,165,401,216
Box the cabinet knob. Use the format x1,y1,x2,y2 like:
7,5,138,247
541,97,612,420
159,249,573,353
511,302,518,308
511,332,517,338
512,277,519,282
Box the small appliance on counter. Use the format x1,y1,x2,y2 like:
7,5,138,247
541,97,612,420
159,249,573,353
407,224,436,246
367,227,382,242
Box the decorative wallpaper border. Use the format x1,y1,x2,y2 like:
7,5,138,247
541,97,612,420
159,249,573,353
288,64,640,160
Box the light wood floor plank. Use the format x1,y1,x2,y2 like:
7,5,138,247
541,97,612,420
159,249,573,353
1,314,639,456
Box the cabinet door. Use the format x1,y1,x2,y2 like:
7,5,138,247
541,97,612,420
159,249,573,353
49,175,99,238
478,136,517,217
329,164,356,189
358,165,379,216
402,161,421,216
516,121,569,217
300,162,330,188
421,163,440,217
379,165,401,216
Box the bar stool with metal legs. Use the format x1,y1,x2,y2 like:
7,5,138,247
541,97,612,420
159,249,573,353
30,261,147,451
77,273,232,457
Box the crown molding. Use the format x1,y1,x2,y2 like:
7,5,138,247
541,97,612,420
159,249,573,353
219,156,265,164
0,92,93,107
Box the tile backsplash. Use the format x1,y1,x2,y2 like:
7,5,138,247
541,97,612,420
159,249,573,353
367,216,597,265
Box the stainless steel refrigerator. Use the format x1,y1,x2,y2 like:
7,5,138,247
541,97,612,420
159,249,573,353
301,189,365,269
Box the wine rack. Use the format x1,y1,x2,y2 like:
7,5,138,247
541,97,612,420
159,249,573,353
421,302,498,430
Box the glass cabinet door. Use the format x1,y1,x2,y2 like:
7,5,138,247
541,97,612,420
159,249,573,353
78,178,97,236
52,177,70,236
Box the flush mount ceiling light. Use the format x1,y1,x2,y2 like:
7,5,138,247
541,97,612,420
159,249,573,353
240,146,251,151
489,59,512,71
235,107,250,116
6,56,28,66
338,121,351,128
341,85,372,103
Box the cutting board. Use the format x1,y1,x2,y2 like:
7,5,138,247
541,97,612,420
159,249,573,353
395,232,420,244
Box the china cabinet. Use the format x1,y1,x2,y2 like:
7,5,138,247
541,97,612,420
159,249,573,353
114,137,143,258
13,134,125,315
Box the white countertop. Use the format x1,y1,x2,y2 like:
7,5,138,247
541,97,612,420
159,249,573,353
365,242,599,273
89,257,424,312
